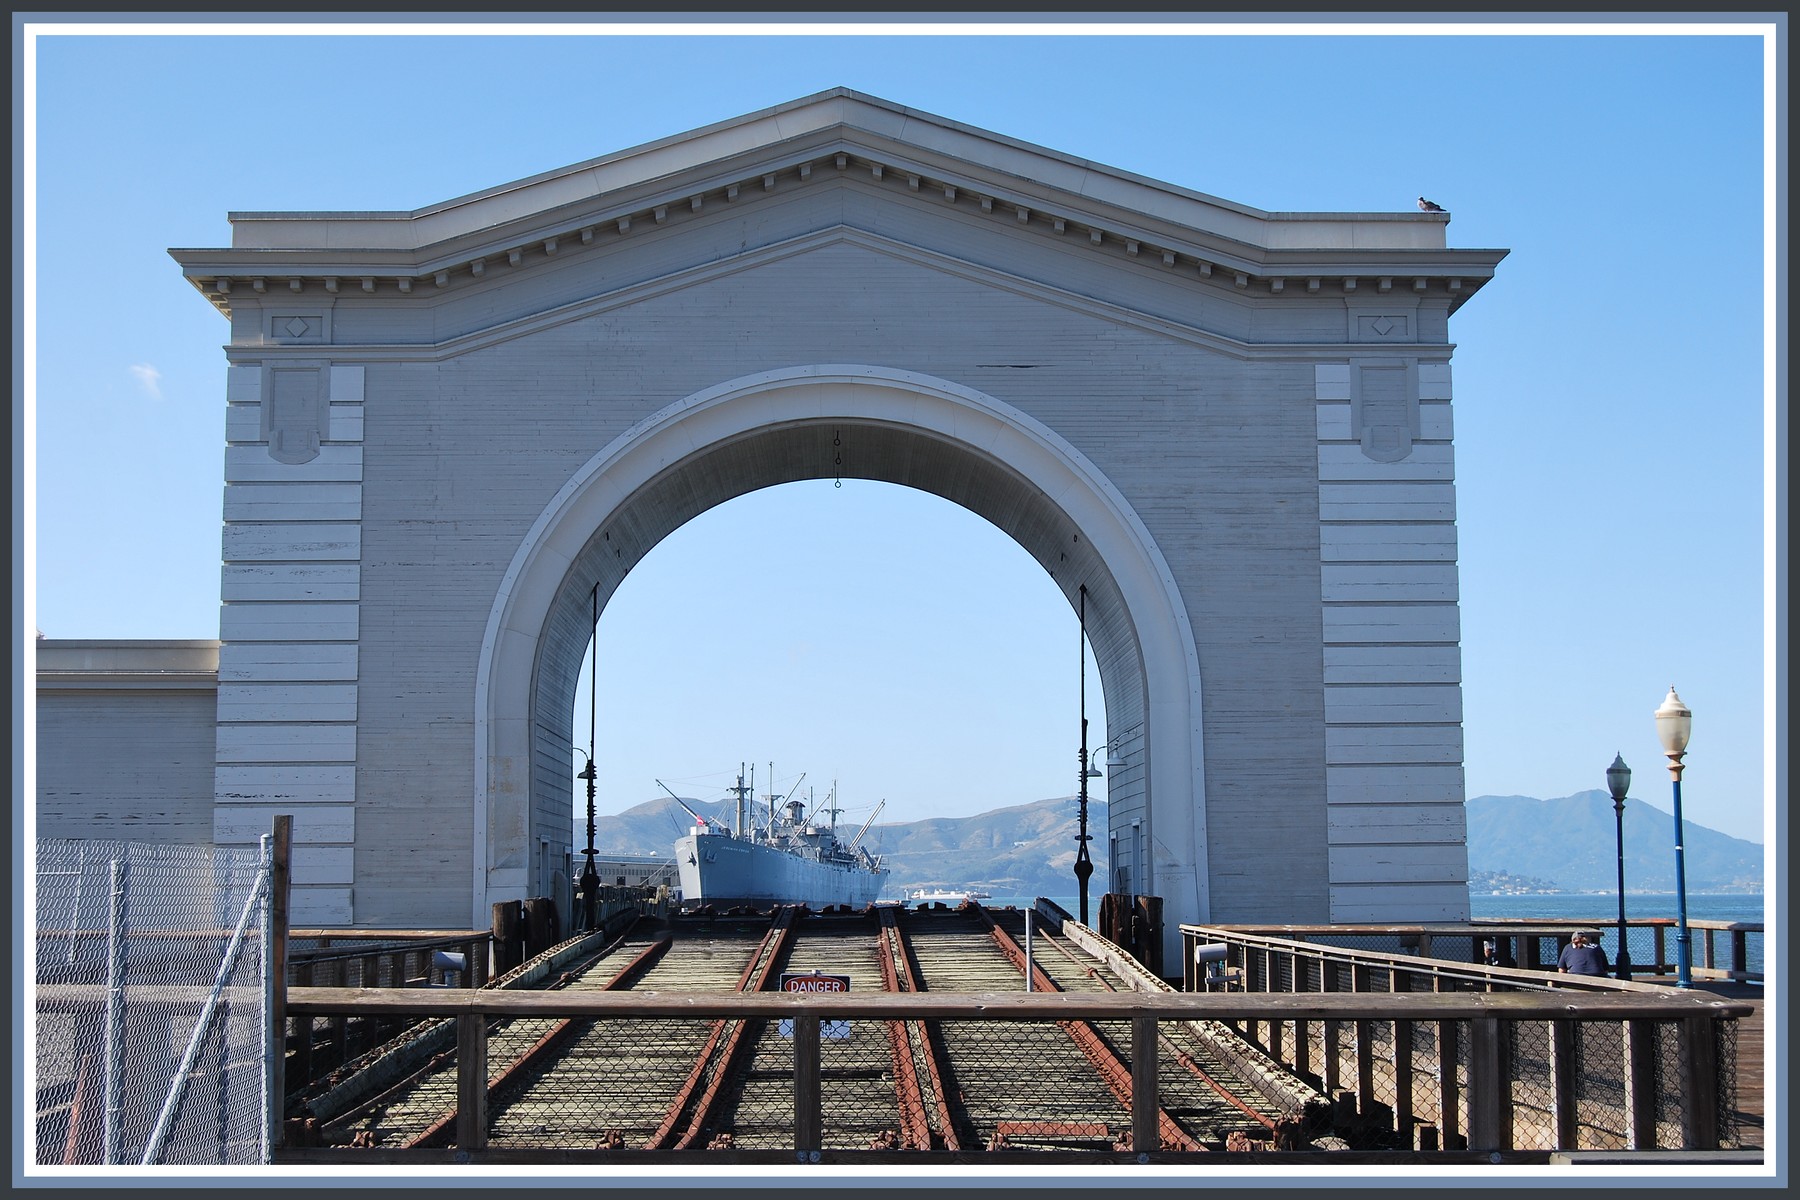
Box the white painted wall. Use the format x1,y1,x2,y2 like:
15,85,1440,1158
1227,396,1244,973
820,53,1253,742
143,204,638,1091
168,95,1497,934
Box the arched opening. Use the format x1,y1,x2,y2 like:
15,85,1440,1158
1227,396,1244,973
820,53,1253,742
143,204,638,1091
475,366,1207,934
565,478,1114,893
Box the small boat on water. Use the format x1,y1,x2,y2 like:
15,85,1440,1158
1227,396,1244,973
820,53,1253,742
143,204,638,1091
671,767,888,910
906,886,992,904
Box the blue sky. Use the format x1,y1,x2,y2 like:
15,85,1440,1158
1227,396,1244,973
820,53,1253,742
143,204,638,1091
18,18,1781,850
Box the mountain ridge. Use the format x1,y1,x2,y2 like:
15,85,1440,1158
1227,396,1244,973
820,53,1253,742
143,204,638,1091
591,788,1764,897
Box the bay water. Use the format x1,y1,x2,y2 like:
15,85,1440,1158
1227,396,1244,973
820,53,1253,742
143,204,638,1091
976,891,1768,977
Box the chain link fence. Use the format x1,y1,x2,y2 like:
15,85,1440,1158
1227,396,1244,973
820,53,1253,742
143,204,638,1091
313,1008,1335,1154
34,839,272,1166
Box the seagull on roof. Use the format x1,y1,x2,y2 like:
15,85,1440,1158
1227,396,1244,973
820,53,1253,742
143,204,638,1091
1417,196,1447,213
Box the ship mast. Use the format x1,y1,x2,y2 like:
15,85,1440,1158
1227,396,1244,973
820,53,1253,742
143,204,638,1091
729,764,751,839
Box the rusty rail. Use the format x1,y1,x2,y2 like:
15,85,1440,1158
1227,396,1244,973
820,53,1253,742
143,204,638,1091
977,907,1202,1152
404,930,670,1149
1037,919,1276,1134
877,905,961,1150
647,906,797,1150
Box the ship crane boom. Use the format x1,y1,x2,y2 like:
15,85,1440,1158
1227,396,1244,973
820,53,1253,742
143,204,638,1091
847,799,884,852
656,779,716,831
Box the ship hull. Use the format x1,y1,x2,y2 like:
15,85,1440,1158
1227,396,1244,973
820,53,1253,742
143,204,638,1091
675,832,886,909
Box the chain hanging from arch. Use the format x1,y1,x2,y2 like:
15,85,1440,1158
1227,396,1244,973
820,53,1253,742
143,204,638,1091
832,428,843,489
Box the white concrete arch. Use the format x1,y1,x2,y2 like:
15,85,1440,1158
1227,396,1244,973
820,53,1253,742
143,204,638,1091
474,364,1209,932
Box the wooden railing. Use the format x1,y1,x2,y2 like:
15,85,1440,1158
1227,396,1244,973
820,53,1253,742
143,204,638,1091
1177,925,1755,1154
289,929,491,989
1188,919,1764,985
281,983,1751,1159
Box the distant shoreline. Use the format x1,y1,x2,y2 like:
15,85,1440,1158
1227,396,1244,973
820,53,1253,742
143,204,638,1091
1473,889,1763,897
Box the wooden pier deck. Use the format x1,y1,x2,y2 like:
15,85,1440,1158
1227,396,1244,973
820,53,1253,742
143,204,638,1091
1704,983,1764,1149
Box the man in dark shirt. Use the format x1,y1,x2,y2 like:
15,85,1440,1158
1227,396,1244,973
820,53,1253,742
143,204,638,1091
1558,931,1610,976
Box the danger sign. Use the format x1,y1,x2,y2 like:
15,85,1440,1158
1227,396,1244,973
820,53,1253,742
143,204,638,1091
777,972,852,1039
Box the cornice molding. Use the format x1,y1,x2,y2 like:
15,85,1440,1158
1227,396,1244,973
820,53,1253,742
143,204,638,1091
172,92,1504,320
218,226,1461,369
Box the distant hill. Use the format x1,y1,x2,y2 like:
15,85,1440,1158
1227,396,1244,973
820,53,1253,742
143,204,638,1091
591,788,1764,900
1465,791,1763,894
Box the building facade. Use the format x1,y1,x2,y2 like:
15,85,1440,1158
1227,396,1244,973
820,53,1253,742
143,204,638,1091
41,90,1506,952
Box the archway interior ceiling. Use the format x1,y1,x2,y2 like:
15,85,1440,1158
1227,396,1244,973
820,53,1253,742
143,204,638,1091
531,418,1142,765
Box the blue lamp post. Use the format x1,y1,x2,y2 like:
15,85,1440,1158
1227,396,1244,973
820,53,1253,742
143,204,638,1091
1605,753,1633,981
1653,687,1694,987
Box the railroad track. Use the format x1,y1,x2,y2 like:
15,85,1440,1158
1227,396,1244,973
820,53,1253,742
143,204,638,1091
311,902,1313,1153
1006,911,1305,1149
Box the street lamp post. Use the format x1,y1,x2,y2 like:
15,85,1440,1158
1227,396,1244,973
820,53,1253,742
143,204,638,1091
1076,724,1102,925
576,751,599,933
1605,753,1633,980
1653,686,1694,987
1074,585,1097,925
576,581,600,933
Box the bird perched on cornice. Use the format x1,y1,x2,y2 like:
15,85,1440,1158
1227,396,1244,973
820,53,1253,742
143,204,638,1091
1417,196,1447,213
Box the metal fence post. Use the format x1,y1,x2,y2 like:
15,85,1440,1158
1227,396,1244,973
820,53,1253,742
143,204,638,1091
103,857,129,1165
259,832,275,1164
140,850,272,1165
270,816,291,1150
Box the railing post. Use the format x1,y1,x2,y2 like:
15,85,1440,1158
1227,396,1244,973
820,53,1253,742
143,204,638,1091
1679,1015,1720,1149
465,936,484,988
1624,1018,1657,1148
1321,961,1342,1096
1351,963,1374,1116
456,1012,488,1151
1467,1016,1510,1151
1548,1019,1578,1149
1392,1015,1415,1146
1132,1015,1157,1156
1291,954,1313,1080
794,1013,821,1154
492,901,522,976
1436,1019,1463,1149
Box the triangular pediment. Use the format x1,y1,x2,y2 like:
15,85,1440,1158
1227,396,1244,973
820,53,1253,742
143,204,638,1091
171,88,1504,317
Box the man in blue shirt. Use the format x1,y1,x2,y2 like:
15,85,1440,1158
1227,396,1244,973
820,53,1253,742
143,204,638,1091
1558,930,1610,976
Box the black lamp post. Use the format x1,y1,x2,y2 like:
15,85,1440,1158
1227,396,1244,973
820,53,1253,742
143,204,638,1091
577,751,599,932
1654,686,1694,987
1074,585,1097,924
1605,753,1633,980
576,581,600,933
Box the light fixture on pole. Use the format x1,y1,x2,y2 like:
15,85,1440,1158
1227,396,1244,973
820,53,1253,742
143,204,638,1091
1653,686,1694,987
1074,585,1097,926
1605,753,1633,981
1104,741,1127,774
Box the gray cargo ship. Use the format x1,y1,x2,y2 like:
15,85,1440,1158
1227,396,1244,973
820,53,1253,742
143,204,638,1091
670,769,888,910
